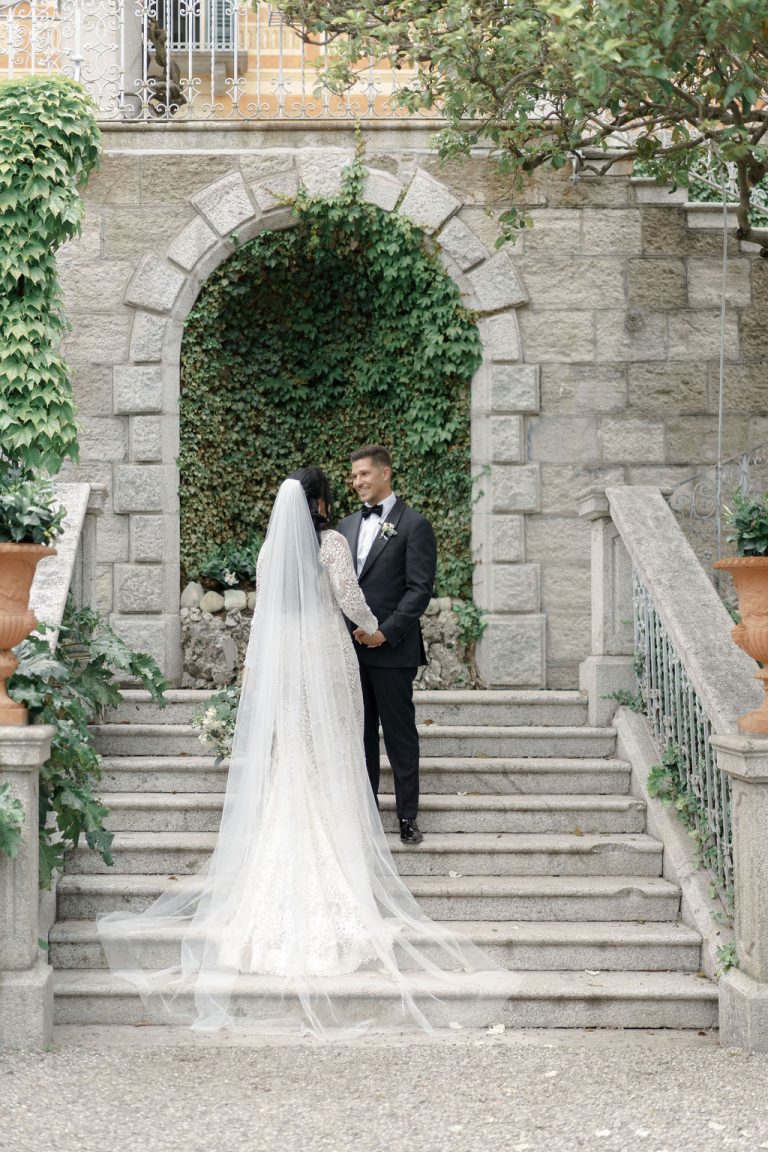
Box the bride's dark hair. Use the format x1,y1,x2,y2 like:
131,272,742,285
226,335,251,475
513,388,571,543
288,467,334,541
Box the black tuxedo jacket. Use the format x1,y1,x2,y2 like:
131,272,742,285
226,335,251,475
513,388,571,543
337,499,437,668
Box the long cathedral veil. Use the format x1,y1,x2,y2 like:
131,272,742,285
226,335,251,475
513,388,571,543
98,479,509,1035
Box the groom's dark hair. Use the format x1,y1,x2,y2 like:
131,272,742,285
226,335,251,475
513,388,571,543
350,444,392,469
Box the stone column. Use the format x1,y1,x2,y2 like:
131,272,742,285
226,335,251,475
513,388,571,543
711,734,768,1051
0,726,55,1049
577,489,636,726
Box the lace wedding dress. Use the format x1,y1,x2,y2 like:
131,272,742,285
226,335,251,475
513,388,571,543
98,479,505,1035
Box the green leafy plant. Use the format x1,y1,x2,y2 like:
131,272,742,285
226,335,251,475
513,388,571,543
0,458,66,545
715,941,739,977
648,742,722,878
8,600,166,887
192,686,241,765
179,145,482,599
190,533,265,588
452,600,488,650
603,688,645,714
0,781,24,860
0,77,100,474
723,491,768,557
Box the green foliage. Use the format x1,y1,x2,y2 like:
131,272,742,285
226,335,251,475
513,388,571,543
0,781,24,860
723,491,768,557
603,688,645,714
8,600,166,887
192,686,240,766
191,532,265,588
0,76,100,473
0,458,66,545
281,0,768,250
715,941,739,977
452,600,488,649
180,151,481,597
648,742,723,879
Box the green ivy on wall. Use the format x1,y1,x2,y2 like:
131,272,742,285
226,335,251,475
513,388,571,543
180,156,482,597
0,76,100,474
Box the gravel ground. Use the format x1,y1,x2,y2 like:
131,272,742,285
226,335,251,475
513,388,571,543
3,1027,768,1152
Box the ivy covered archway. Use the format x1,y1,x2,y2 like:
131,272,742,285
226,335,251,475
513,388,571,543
179,163,482,598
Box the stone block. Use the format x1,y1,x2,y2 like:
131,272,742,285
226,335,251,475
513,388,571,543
538,170,630,210
115,564,164,614
519,311,594,363
541,561,591,607
130,516,166,563
491,365,540,413
491,515,525,562
626,258,686,310
124,255,187,314
665,416,748,464
191,172,255,238
523,209,582,255
420,155,521,205
598,416,666,464
752,259,768,309
490,416,524,463
540,366,626,414
114,465,163,513
582,208,643,254
595,311,667,362
479,312,522,361
129,313,166,364
108,614,170,671
58,212,102,265
399,171,461,233
579,655,637,726
667,310,740,361
84,155,141,205
103,206,194,261
95,563,113,614
526,517,590,566
58,260,135,313
628,363,708,414
539,465,625,516
457,207,505,251
130,416,163,463
491,465,539,513
630,179,687,206
77,415,127,463
528,416,600,464
740,310,768,361
437,216,487,271
490,564,540,612
716,365,768,414
545,602,591,663
239,153,296,183
687,258,752,308
720,969,768,1052
518,255,625,310
63,315,131,364
96,513,129,564
0,958,53,1049
476,614,546,687
297,150,353,198
114,366,163,414
251,169,299,212
362,170,403,212
167,215,221,272
141,155,236,203
467,250,527,311
70,365,113,416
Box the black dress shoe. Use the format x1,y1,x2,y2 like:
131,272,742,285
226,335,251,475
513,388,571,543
399,818,423,845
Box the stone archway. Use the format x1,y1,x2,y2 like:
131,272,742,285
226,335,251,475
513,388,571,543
111,155,542,687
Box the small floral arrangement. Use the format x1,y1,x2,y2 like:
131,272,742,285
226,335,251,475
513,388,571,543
192,685,241,764
379,521,397,541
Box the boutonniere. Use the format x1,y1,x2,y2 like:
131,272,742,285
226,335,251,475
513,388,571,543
379,521,397,541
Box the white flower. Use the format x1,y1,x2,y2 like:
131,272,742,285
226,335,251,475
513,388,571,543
379,521,397,540
223,569,238,587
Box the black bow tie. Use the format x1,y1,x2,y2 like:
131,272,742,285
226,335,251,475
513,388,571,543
361,504,384,519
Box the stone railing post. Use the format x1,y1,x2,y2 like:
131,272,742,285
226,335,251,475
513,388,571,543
577,489,636,726
711,734,768,1051
0,726,55,1048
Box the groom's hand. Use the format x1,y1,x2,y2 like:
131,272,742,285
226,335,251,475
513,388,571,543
353,628,387,647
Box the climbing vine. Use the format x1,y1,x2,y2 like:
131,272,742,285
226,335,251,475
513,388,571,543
0,76,100,474
179,153,482,597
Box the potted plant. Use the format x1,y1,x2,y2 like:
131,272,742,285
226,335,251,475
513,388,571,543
0,459,65,725
715,492,768,734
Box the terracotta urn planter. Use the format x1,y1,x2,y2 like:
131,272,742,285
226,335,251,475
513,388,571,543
0,542,56,725
714,556,768,735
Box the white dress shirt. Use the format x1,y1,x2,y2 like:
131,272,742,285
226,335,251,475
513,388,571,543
356,492,397,576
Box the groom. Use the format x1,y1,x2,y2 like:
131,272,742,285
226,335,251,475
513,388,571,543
338,444,437,845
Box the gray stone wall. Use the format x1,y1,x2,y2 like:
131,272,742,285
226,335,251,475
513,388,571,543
56,126,768,688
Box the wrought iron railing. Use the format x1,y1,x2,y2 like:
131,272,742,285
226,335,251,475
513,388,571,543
0,0,433,120
633,569,733,895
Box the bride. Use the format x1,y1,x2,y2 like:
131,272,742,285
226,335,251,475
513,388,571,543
98,468,504,1035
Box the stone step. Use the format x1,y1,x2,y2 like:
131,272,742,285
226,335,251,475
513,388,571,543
100,792,646,835
90,723,617,760
51,969,717,1030
57,873,681,922
99,755,632,796
49,918,702,973
107,689,589,728
64,831,662,877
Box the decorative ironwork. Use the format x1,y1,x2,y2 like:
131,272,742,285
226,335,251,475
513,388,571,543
0,0,434,120
633,570,733,895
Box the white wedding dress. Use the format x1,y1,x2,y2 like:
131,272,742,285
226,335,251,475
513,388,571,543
98,479,505,1035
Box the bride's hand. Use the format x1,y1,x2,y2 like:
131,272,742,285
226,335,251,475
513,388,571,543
353,628,386,647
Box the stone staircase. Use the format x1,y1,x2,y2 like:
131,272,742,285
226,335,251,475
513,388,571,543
49,690,718,1029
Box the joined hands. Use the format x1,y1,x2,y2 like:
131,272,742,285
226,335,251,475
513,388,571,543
353,628,387,648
